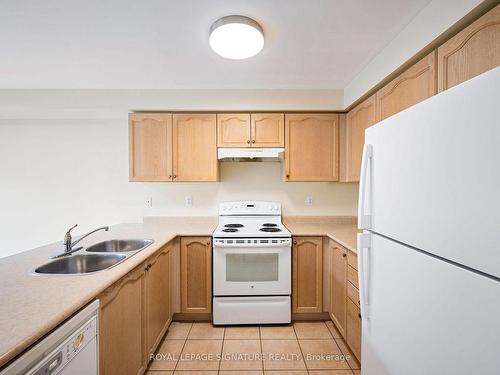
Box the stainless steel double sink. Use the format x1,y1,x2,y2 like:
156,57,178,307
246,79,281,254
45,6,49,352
34,239,153,275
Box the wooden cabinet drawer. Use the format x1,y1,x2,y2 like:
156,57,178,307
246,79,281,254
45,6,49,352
347,251,357,270
347,265,358,289
347,281,359,307
346,298,362,361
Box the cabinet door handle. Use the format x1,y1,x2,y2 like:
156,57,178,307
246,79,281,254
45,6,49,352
206,241,211,245
342,253,347,257
247,140,251,144
293,241,297,245
252,140,255,143
358,313,362,319
286,174,290,179
168,174,172,179
173,175,177,179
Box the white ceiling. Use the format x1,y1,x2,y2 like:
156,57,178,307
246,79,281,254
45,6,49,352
0,0,431,89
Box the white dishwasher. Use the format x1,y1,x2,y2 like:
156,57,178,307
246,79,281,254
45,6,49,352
1,300,99,375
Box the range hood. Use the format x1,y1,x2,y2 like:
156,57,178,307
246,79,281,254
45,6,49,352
217,148,284,162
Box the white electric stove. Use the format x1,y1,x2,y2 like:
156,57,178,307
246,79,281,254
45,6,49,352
212,201,292,325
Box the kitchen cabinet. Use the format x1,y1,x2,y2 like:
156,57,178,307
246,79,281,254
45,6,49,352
99,243,175,374
292,237,323,313
181,237,212,314
329,240,347,337
129,113,173,182
172,114,218,181
217,113,251,147
145,244,172,358
437,3,500,92
217,113,285,147
341,94,377,182
129,113,218,182
346,298,362,361
251,113,285,147
99,265,146,375
376,51,437,121
285,114,339,181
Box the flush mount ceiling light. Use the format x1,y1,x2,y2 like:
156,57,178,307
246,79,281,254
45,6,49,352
209,15,264,60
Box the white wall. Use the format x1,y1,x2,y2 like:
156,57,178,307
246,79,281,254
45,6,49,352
0,89,357,258
344,0,484,107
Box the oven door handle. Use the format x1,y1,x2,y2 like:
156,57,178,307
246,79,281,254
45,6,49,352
212,240,291,248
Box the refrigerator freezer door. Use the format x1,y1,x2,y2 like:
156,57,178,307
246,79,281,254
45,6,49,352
359,232,500,375
361,67,500,278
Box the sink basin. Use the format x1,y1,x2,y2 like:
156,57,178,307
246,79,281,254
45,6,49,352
34,254,126,275
85,239,153,253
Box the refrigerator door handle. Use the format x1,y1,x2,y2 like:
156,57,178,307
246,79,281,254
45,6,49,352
358,143,373,229
358,231,371,319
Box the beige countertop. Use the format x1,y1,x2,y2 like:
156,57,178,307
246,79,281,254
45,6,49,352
283,216,359,253
0,215,357,368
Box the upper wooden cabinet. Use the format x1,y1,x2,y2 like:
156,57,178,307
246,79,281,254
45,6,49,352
251,113,285,147
217,113,285,148
285,114,339,181
129,113,173,182
341,95,377,182
129,113,218,182
181,237,212,314
172,114,218,182
438,3,500,92
376,51,437,121
217,114,251,147
292,236,323,313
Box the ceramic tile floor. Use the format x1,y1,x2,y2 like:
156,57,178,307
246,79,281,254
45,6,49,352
147,321,361,375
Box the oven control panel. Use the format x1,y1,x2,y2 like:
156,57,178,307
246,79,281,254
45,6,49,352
219,201,281,215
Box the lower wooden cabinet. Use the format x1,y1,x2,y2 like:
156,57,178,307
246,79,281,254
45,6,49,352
146,244,172,357
330,240,347,337
99,265,147,375
99,243,174,375
292,237,323,313
346,297,362,360
181,237,212,314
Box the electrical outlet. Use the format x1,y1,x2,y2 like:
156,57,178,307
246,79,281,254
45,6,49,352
306,196,313,206
185,196,193,207
145,197,153,208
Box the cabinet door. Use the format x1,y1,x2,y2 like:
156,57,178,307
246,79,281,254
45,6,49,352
251,113,285,147
376,51,436,121
341,95,377,182
145,244,172,358
346,298,362,361
438,4,500,92
285,114,339,181
129,113,172,181
181,237,212,314
217,113,251,147
330,241,347,337
172,114,218,181
99,266,146,375
292,237,323,313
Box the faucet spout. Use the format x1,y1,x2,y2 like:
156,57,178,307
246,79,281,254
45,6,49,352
63,225,109,253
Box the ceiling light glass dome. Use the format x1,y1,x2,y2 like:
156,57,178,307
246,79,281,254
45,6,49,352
209,15,264,60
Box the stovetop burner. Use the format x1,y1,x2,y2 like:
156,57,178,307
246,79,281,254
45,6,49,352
224,223,244,228
259,227,282,232
222,228,239,233
262,223,278,227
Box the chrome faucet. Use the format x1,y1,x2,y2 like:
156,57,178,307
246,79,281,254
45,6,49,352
53,224,109,258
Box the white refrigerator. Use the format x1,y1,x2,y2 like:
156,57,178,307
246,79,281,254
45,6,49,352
357,67,500,375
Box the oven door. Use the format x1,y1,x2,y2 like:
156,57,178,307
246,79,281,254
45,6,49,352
213,238,291,296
